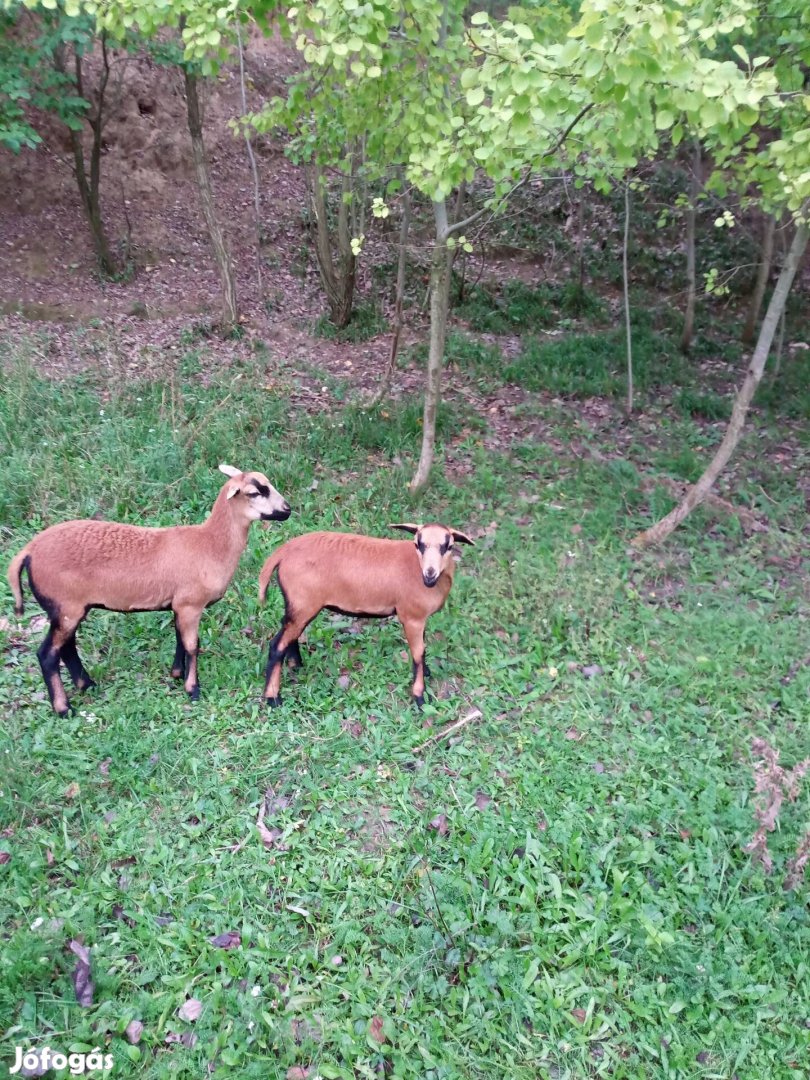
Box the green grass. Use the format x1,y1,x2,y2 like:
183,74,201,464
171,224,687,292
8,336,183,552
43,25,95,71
503,322,693,397
313,304,388,344
1,344,809,1079
455,280,606,336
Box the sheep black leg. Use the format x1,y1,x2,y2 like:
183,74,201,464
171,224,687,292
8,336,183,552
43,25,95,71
263,625,288,707
61,633,95,691
37,625,72,717
174,606,202,701
401,617,427,709
170,619,187,680
285,640,303,670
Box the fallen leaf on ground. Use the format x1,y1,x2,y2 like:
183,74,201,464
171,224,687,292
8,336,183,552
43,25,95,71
257,794,284,849
69,939,94,1007
178,997,202,1022
429,813,449,836
581,665,603,679
0,851,10,864
125,1019,144,1044
593,761,606,774
565,726,585,741
64,782,81,800
369,1015,387,1044
571,1008,587,1023
209,931,241,949
286,1068,312,1080
474,790,492,810
99,758,111,776
165,1031,197,1048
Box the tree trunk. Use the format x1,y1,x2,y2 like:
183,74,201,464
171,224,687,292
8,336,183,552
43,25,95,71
680,141,701,353
54,45,115,276
576,189,586,289
632,220,808,549
365,186,410,409
623,184,633,414
236,24,262,298
742,213,776,344
183,68,239,332
411,200,451,494
310,168,356,328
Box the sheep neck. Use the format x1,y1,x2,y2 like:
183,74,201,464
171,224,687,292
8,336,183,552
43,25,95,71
200,490,252,568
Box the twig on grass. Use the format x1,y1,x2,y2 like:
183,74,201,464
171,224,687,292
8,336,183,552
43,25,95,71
412,707,483,754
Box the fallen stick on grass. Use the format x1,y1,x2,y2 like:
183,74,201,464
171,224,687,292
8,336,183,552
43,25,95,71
413,707,483,754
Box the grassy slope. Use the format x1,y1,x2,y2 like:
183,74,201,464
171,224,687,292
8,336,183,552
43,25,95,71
0,344,808,1080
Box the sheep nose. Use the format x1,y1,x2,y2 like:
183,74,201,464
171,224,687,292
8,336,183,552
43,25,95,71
282,501,291,514
423,571,438,587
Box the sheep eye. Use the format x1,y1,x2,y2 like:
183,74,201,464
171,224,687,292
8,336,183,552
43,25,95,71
417,539,425,554
246,491,260,499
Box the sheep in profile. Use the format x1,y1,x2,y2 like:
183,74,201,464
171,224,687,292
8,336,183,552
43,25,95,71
257,522,474,708
7,465,291,715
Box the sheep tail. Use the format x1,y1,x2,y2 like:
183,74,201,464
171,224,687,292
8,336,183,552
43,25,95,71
7,545,31,617
258,550,283,605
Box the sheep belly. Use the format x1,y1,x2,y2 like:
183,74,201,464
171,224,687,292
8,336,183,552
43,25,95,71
313,560,401,617
83,572,176,613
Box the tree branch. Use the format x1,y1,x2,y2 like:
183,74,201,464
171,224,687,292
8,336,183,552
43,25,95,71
446,102,595,236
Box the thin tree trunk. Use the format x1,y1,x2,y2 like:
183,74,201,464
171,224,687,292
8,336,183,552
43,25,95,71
681,141,701,353
411,200,451,493
623,184,633,414
576,190,586,290
183,67,239,332
310,167,356,328
451,181,467,303
365,186,410,409
236,24,262,298
335,167,357,327
633,220,808,549
742,213,776,344
55,45,115,276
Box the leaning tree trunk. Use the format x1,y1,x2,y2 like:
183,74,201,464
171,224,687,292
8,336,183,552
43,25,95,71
680,141,701,353
183,68,239,332
633,220,808,549
742,212,776,344
411,200,451,494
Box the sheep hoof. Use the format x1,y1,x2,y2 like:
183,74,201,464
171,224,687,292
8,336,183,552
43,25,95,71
56,704,74,718
265,695,283,709
413,694,425,710
188,686,200,702
170,667,183,680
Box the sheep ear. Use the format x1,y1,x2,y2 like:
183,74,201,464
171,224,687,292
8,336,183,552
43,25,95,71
219,463,242,478
451,529,475,546
226,483,240,500
389,522,420,536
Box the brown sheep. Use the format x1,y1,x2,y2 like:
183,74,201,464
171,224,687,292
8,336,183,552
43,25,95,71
258,522,474,708
7,464,291,715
